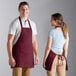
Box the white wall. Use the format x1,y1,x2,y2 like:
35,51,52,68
0,0,76,76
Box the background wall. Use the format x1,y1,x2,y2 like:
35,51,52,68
0,0,76,76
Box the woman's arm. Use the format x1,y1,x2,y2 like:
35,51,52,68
63,34,69,58
32,35,39,65
43,37,52,67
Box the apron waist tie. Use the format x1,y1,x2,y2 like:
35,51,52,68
58,55,64,66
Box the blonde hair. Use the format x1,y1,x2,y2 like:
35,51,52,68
62,22,68,39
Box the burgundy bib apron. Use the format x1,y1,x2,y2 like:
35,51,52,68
45,50,68,71
12,17,34,68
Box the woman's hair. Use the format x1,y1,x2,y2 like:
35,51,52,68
51,13,68,39
18,1,29,10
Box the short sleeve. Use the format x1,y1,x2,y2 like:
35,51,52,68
8,21,17,35
49,30,54,39
31,22,37,35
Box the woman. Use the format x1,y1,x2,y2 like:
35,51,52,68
43,13,69,76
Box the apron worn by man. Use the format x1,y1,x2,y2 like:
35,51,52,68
12,17,34,68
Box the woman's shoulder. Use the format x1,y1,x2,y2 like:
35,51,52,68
49,29,56,33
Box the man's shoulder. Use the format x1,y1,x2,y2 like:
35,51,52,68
29,19,36,26
9,17,20,28
10,17,19,25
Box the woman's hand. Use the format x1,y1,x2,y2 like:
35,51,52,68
9,57,16,67
34,55,39,65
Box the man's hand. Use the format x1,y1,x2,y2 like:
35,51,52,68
9,57,16,67
34,55,39,65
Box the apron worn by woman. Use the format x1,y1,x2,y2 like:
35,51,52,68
45,50,68,71
12,17,34,68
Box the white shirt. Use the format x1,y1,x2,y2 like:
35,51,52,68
49,29,69,53
8,17,37,45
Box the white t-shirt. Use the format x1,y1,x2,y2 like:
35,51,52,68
8,17,37,45
49,28,69,53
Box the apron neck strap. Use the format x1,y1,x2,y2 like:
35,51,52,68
19,17,22,28
28,20,31,28
19,17,31,28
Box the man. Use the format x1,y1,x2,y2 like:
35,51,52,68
7,1,39,76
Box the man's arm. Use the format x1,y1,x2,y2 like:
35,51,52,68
7,34,14,58
32,35,39,65
7,34,16,67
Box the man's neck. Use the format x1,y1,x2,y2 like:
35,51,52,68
20,16,28,21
